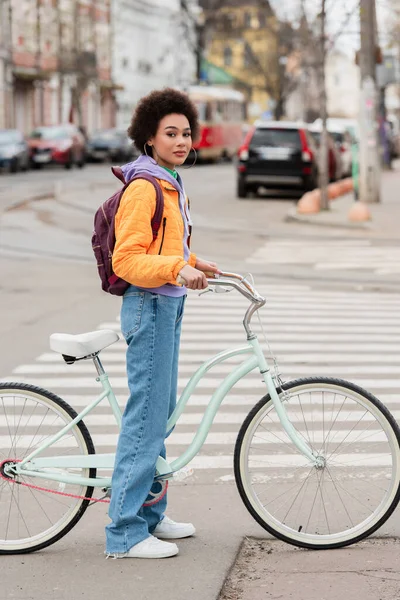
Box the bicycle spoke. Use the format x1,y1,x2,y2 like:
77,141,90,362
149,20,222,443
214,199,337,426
324,410,369,460
325,465,373,516
316,470,331,535
5,481,31,540
255,466,315,508
281,466,316,523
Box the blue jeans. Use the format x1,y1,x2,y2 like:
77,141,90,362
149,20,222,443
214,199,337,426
105,287,186,553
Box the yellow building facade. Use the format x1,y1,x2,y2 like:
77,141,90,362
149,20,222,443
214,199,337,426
203,1,279,121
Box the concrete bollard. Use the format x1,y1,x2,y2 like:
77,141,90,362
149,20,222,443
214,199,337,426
297,190,320,214
327,182,342,199
340,178,354,193
348,201,371,222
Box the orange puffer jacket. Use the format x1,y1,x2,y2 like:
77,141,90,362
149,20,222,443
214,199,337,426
113,177,196,288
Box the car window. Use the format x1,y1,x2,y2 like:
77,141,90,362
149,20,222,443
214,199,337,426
250,128,301,149
309,130,333,148
92,130,116,141
329,131,344,144
305,130,318,152
343,131,353,144
0,130,20,144
30,127,68,140
308,131,321,146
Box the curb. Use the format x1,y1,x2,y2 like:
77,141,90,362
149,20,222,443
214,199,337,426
2,192,54,213
285,206,373,229
1,179,114,214
288,179,373,229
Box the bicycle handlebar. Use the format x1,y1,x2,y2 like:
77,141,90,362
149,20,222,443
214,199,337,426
178,271,265,305
208,272,265,304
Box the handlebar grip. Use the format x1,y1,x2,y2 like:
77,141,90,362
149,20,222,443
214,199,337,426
204,270,219,278
177,271,218,285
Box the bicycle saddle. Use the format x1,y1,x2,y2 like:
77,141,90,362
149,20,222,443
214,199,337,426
49,330,119,359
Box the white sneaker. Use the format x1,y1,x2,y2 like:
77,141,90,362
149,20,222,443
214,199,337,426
153,516,196,540
107,535,178,559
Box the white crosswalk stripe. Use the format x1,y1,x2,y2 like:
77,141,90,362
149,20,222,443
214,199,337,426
1,283,400,485
246,238,400,276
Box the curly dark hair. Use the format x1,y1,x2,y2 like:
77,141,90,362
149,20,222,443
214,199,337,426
127,88,200,155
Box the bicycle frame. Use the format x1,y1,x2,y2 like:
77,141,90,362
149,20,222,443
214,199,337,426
14,276,318,488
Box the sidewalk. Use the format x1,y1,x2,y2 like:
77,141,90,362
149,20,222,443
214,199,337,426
220,537,400,600
286,162,400,239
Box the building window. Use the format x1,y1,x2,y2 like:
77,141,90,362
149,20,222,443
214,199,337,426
224,46,232,67
243,43,253,68
258,12,266,28
244,12,252,28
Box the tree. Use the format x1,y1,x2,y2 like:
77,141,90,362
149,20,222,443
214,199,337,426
196,0,300,119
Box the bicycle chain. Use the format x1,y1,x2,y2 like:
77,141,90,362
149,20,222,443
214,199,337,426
0,459,168,506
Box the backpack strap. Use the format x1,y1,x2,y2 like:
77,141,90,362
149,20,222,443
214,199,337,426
127,173,164,242
111,167,164,241
111,166,126,184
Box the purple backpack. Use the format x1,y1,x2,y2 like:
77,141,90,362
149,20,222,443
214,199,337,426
92,167,164,295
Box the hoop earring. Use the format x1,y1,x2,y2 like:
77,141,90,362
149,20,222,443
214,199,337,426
183,148,197,169
144,143,157,165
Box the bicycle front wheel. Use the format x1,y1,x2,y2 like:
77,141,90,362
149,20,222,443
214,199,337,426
234,377,400,549
0,383,96,554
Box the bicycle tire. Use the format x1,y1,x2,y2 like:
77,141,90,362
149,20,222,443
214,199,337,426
0,382,96,554
234,377,400,550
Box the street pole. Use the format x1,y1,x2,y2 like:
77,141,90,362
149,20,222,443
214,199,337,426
56,0,63,124
358,0,381,203
318,0,329,210
195,15,205,84
35,0,44,124
0,0,13,129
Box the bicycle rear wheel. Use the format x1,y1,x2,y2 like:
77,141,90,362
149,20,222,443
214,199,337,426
234,377,400,549
0,383,95,554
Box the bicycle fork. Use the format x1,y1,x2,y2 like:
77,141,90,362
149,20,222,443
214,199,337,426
249,337,321,467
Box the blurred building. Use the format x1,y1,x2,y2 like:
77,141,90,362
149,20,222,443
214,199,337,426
199,0,279,120
326,51,360,119
285,50,360,122
112,0,198,129
0,0,116,134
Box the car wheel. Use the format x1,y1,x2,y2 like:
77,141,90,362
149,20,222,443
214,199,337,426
9,158,19,174
305,168,318,192
237,177,249,199
77,152,86,169
64,152,74,169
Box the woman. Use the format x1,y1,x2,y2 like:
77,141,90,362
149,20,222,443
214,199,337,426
105,88,220,559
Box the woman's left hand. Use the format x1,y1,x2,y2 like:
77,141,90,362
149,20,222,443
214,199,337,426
195,258,221,277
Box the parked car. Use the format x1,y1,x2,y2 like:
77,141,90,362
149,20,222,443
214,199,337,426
312,118,358,176
236,121,319,198
387,116,400,158
27,124,86,169
0,129,30,173
86,129,137,162
308,126,343,181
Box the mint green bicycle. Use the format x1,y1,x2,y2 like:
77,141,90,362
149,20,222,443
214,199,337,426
1,272,400,554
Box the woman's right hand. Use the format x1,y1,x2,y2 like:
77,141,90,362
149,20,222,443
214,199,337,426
178,265,208,290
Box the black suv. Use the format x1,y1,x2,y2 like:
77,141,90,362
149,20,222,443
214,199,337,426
236,121,319,198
